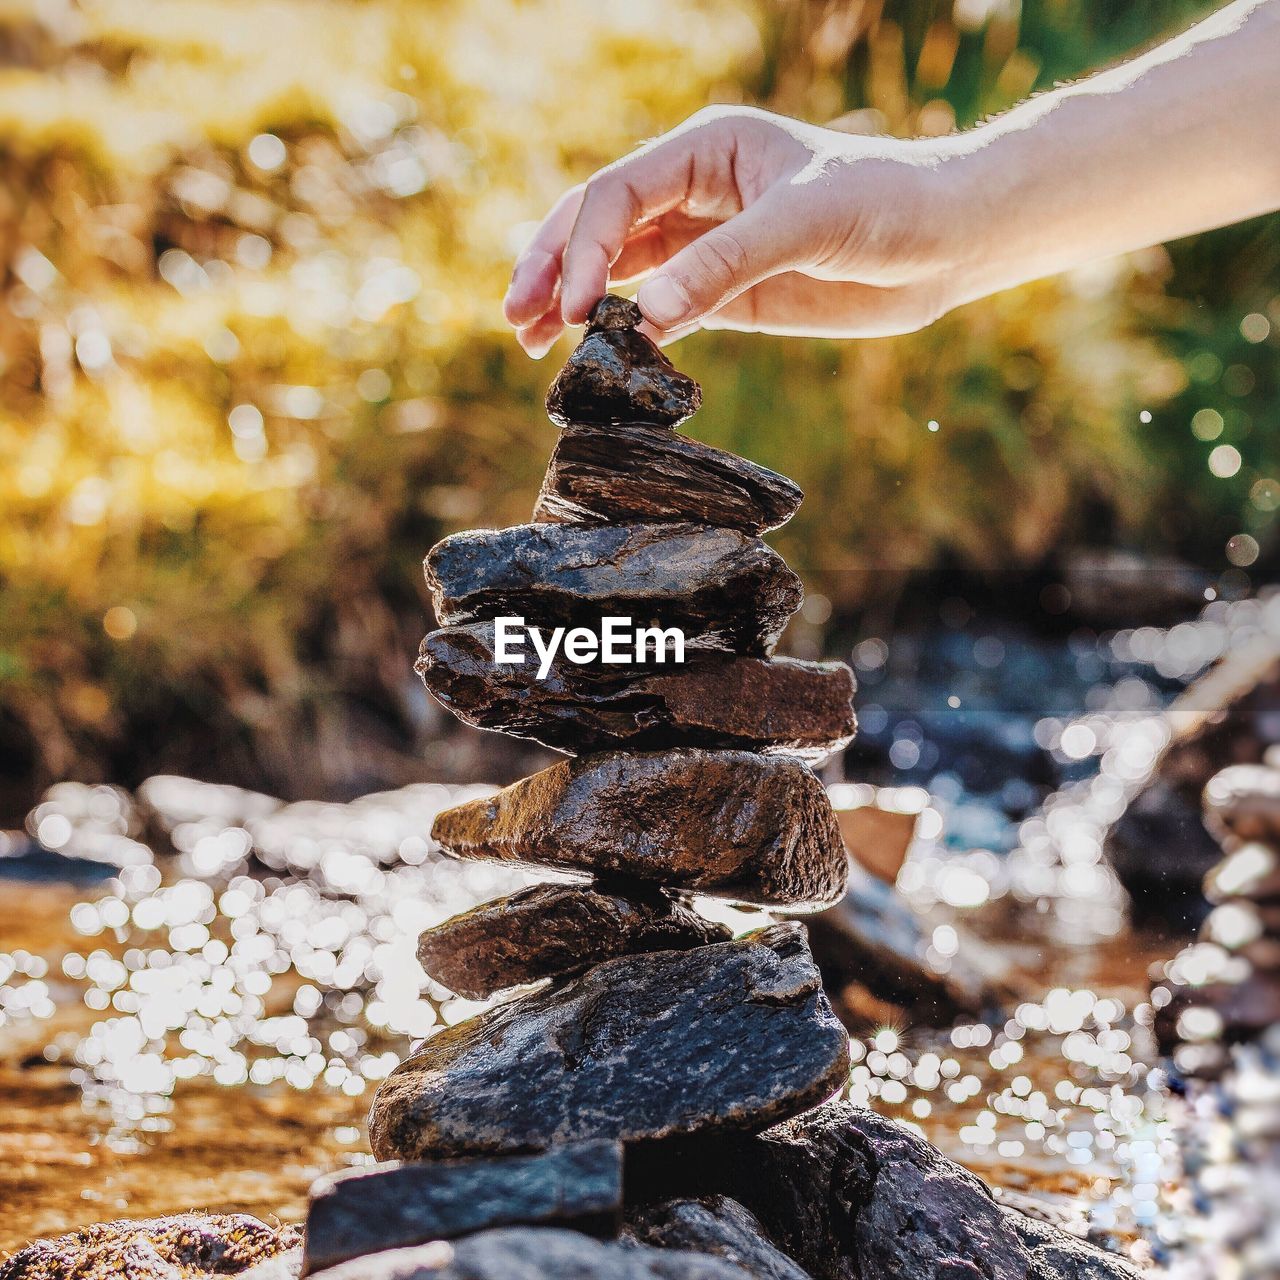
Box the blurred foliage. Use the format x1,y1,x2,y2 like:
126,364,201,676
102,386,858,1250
0,0,1277,797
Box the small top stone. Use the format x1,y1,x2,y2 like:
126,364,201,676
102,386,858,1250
545,294,702,429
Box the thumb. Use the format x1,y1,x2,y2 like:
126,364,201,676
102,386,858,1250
636,196,797,330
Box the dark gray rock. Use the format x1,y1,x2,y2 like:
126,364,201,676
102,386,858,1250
368,924,850,1162
424,523,802,656
1002,1211,1142,1280
417,623,855,762
624,1197,812,1280
308,1230,751,1280
629,1102,1141,1280
303,1141,622,1273
431,750,850,910
545,295,702,429
417,882,731,998
534,423,802,534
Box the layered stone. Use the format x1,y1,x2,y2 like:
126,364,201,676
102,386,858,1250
368,924,850,1161
424,523,802,656
307,1231,753,1280
430,749,850,910
417,623,855,761
545,295,702,429
534,423,802,534
303,1142,622,1274
417,881,731,999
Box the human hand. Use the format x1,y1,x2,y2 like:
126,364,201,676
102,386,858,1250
503,106,977,356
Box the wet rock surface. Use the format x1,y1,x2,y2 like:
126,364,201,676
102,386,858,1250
303,1141,622,1274
630,1102,1141,1280
368,923,850,1161
308,1230,752,1280
425,523,802,655
534,423,802,534
417,623,855,761
431,750,850,909
545,295,702,429
0,1215,302,1280
416,881,731,998
624,1198,812,1280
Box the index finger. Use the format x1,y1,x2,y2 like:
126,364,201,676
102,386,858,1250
503,184,586,328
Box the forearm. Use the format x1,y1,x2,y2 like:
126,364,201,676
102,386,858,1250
942,0,1280,301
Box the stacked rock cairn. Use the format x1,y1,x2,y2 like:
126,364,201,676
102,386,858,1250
305,296,859,1273
1156,759,1280,1053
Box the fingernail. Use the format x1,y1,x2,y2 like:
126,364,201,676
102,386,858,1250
637,275,691,327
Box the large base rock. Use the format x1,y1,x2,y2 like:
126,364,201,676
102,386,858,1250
628,1102,1141,1280
430,750,850,910
308,1230,750,1280
534,423,802,534
368,924,849,1161
418,624,855,761
417,882,731,998
424,523,801,656
303,1141,622,1274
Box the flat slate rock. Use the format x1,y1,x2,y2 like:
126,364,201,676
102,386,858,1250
417,881,731,998
431,750,850,910
424,523,802,656
303,1141,622,1274
624,1197,812,1280
629,1102,1141,1280
418,623,856,761
0,1215,301,1280
308,1230,751,1280
534,423,802,534
368,923,850,1162
545,295,702,429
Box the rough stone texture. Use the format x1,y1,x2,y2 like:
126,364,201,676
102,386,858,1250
534,423,802,534
0,1215,301,1280
629,1102,1141,1280
417,623,856,761
805,862,1016,1030
545,295,702,429
303,1141,622,1274
431,750,850,910
424,523,802,656
624,1198,812,1280
1104,633,1280,926
308,1230,751,1280
417,881,731,998
1203,764,1280,843
368,923,850,1161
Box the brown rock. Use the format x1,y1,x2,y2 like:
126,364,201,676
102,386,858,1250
368,924,850,1161
417,623,856,762
431,750,850,910
417,881,731,998
545,295,701,428
425,523,802,656
534,423,802,534
1203,763,1280,842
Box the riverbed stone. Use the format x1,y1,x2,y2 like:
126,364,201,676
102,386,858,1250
417,623,856,761
624,1198,812,1280
368,923,849,1161
628,1102,1141,1280
424,523,802,656
430,750,850,909
416,881,731,998
0,1215,302,1280
534,423,802,534
545,295,702,429
308,1230,752,1280
303,1141,622,1273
